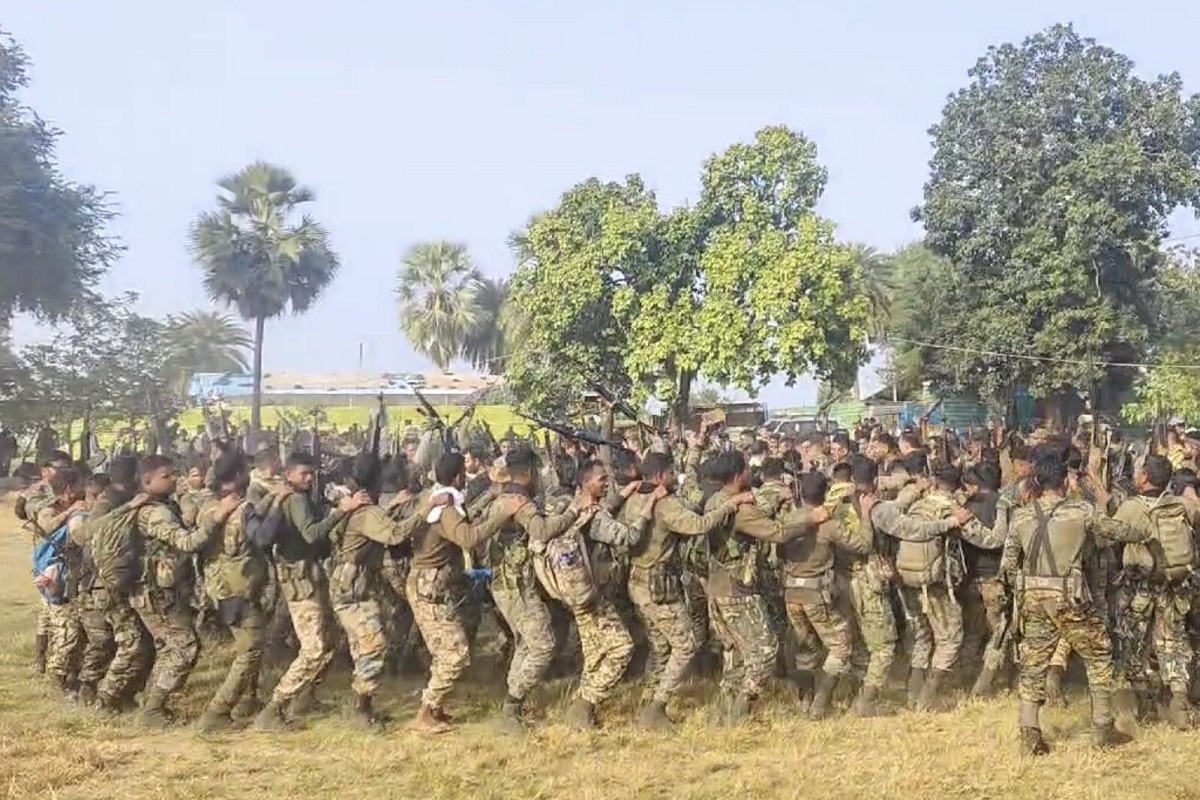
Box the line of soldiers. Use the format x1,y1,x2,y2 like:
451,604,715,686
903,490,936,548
15,416,1200,755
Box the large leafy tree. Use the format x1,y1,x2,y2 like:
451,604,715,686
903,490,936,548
162,310,251,397
508,127,869,423
396,241,482,371
1125,248,1200,423
188,162,340,440
0,30,120,330
911,23,1200,422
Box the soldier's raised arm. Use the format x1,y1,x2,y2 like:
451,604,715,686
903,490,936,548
1097,499,1151,545
870,501,958,542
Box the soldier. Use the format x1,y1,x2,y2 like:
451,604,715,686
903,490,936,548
480,446,581,732
887,464,1000,711
621,451,744,727
255,452,365,731
74,458,150,712
18,450,72,675
193,453,279,732
326,454,436,730
1002,452,1148,754
703,450,822,725
780,471,870,719
128,454,223,728
1113,454,1197,728
552,460,659,729
34,467,89,702
407,452,519,733
958,461,1008,695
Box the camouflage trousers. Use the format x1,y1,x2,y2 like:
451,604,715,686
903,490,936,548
848,569,898,689
628,573,699,704
784,588,854,676
1018,594,1115,725
36,595,51,637
131,591,200,696
207,598,264,713
899,584,963,672
380,559,417,667
1124,586,1193,692
960,577,1009,672
270,596,335,703
333,599,389,697
45,601,82,680
573,599,634,705
79,590,148,702
407,570,470,709
708,594,778,698
491,580,556,701
683,572,714,653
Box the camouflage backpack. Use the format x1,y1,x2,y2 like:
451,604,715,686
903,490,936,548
894,493,962,589
88,504,143,594
532,517,597,610
1145,494,1195,583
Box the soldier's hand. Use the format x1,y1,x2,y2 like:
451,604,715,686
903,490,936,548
807,506,831,526
430,492,454,508
914,476,932,494
129,492,152,509
621,480,643,498
651,484,670,501
950,507,973,527
386,490,413,510
728,491,756,507
858,492,878,521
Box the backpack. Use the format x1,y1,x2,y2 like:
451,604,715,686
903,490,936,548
533,520,597,610
33,526,70,604
1147,495,1196,583
894,493,962,589
89,504,143,594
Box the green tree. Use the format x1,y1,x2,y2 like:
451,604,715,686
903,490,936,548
912,23,1200,422
0,30,120,329
849,244,894,345
461,276,513,374
162,310,251,398
188,162,340,440
396,241,482,371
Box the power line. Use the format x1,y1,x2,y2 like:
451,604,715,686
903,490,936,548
888,336,1200,371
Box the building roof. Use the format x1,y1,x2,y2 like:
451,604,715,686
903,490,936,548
188,371,502,399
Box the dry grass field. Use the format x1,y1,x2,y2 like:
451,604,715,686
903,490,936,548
3,496,1200,800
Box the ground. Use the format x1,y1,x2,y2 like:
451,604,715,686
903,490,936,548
2,498,1199,800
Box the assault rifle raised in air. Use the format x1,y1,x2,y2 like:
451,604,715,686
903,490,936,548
517,412,634,455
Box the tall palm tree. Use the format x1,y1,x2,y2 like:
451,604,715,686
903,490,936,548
162,310,252,398
850,243,895,345
396,241,482,371
188,162,340,440
462,277,511,374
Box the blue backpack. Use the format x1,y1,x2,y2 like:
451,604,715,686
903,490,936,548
32,511,86,605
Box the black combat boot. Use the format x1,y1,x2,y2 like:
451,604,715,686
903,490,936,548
253,698,294,732
350,693,384,732
1044,666,1067,708
906,668,926,708
793,670,815,708
635,700,673,730
807,671,839,721
33,634,48,675
289,683,332,717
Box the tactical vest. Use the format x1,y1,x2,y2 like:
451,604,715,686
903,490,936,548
705,490,757,591
1123,493,1196,584
1015,499,1089,603
138,501,194,596
484,484,536,588
328,507,387,605
203,501,269,602
894,492,961,589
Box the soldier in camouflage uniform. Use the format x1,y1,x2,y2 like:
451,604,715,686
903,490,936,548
703,450,820,725
17,450,72,674
35,468,89,701
128,454,223,727
480,446,581,732
753,458,793,679
193,453,281,732
406,453,518,734
255,452,361,731
621,451,741,727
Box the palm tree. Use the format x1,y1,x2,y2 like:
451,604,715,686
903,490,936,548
462,277,511,374
188,162,340,441
162,310,252,398
850,243,895,345
396,242,482,371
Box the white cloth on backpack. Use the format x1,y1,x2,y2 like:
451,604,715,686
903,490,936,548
426,483,466,524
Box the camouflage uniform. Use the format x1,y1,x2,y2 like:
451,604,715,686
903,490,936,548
1002,494,1149,750
484,490,578,706
130,501,217,721
703,489,813,720
34,504,86,689
622,491,732,709
266,494,347,707
328,502,430,700
195,495,273,723
754,479,792,674
23,483,56,651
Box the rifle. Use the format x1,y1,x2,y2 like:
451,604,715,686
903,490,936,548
309,407,323,504
591,383,666,437
412,388,455,451
517,412,633,455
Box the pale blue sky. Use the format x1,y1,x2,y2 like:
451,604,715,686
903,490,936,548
6,1,1200,407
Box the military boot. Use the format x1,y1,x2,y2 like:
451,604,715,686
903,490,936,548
564,697,596,730
1090,693,1132,748
33,634,48,675
234,673,263,720
853,684,883,718
807,671,839,721
971,665,998,697
496,695,526,735
917,669,950,712
1044,666,1067,708
139,688,172,730
253,699,294,732
635,700,673,730
1166,690,1193,731
727,694,754,726
793,670,815,709
289,684,331,717
1019,727,1049,756
196,704,233,734
77,683,97,709
350,693,384,732
906,668,926,709
411,704,451,735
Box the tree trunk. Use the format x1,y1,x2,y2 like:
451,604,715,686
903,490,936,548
670,370,694,436
250,313,266,450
